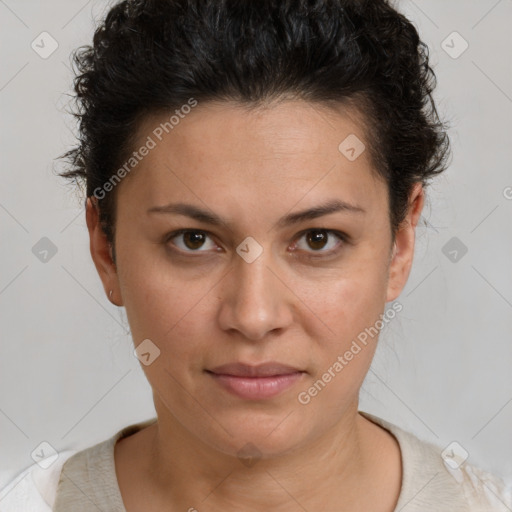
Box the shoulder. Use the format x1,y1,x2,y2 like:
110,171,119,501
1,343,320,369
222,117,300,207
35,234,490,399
0,418,158,511
0,450,76,511
359,410,512,511
457,461,512,511
53,417,157,511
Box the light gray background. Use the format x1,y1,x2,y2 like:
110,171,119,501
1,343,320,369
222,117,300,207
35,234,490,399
1,0,511,492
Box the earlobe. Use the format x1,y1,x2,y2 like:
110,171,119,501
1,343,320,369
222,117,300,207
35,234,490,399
85,197,121,305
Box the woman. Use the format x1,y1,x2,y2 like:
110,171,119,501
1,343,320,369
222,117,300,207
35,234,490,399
3,0,510,510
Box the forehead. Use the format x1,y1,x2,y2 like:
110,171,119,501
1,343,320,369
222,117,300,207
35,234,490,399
118,99,386,220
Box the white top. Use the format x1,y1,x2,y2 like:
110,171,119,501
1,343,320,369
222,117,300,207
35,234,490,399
1,411,511,511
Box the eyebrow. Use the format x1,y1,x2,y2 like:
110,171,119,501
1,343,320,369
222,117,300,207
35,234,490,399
147,199,365,229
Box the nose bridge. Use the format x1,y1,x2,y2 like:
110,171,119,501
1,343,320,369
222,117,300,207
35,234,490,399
217,246,292,340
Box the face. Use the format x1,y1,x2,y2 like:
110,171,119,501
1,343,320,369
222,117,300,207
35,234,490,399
87,99,423,458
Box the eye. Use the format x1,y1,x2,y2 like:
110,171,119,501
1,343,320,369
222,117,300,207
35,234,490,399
291,229,346,256
165,229,219,253
164,228,347,257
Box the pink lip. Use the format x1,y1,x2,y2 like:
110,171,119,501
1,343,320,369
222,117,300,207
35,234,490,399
206,362,305,400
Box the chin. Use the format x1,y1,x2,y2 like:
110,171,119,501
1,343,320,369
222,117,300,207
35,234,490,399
195,411,312,460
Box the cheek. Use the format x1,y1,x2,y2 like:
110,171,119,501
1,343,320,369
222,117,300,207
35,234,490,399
304,256,389,342
297,256,390,401
116,244,201,343
117,252,227,379
125,297,204,356
296,276,388,411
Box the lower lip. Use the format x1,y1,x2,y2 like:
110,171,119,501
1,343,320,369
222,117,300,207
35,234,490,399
207,371,304,400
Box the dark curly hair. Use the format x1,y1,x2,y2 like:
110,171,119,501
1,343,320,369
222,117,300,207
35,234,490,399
57,0,451,264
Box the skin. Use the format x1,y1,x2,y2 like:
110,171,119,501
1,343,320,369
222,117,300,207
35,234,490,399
86,99,424,511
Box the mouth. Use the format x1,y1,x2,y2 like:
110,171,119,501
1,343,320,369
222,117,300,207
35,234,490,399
205,362,306,400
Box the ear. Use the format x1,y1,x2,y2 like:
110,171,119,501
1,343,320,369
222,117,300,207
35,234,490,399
85,197,122,306
385,183,425,303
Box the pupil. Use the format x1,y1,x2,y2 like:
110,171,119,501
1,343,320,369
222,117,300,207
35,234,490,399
308,230,327,250
184,232,205,249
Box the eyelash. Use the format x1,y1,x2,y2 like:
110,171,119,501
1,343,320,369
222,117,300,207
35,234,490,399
164,228,348,259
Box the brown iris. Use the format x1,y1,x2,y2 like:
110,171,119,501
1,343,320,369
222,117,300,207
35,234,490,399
183,231,206,250
306,230,329,250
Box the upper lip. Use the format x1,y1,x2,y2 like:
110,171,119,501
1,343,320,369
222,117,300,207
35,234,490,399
207,362,304,377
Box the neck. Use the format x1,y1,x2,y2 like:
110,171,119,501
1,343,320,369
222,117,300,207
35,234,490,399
145,399,378,511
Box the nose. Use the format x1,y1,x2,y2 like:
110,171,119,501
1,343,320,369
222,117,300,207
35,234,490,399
216,251,294,341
